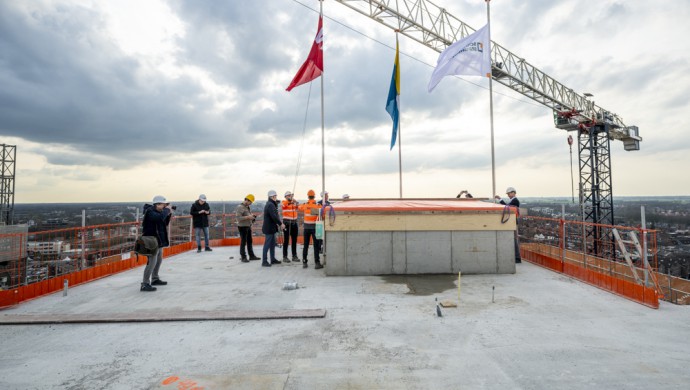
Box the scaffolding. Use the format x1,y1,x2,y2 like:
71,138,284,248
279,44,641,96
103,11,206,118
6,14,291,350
0,144,16,225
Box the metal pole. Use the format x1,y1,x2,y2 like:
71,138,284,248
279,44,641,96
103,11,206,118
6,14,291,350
561,204,566,267
396,33,403,199
320,0,325,199
486,0,496,200
319,0,327,262
568,135,574,203
81,210,86,270
641,205,649,286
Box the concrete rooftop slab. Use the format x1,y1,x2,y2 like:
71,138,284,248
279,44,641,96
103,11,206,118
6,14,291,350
1,245,689,389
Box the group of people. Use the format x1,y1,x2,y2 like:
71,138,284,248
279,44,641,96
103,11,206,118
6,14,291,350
139,187,519,292
247,189,331,270
139,193,216,292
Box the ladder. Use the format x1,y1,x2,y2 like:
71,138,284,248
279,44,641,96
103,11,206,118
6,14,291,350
612,228,662,297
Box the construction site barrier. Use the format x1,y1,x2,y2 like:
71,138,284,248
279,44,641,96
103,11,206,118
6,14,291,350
517,216,690,308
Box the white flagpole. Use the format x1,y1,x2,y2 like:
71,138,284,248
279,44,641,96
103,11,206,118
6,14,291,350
486,0,496,201
320,0,325,198
319,0,327,263
396,33,403,199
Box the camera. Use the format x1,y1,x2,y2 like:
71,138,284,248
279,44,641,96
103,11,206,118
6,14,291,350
170,205,177,210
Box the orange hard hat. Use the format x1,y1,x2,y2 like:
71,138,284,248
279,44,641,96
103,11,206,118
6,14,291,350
307,189,315,197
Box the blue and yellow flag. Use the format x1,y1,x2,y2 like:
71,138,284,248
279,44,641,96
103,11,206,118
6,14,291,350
385,37,400,150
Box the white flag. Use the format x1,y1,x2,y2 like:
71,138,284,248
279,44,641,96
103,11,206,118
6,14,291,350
428,24,491,92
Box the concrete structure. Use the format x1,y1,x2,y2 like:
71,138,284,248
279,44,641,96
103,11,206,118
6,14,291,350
325,199,516,276
0,245,689,389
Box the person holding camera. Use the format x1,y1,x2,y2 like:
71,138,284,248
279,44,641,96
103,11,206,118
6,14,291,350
235,194,260,262
281,191,300,263
140,195,173,292
190,194,212,253
261,190,284,267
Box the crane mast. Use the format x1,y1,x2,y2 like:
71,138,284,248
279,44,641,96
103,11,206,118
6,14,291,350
334,0,642,244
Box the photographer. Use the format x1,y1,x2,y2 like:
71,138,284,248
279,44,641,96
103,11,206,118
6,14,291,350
235,194,260,262
140,195,173,292
190,194,212,253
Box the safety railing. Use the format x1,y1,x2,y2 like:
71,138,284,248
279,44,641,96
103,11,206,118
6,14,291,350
518,215,690,306
0,213,266,291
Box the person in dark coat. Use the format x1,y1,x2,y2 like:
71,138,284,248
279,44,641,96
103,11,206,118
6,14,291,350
261,190,284,267
141,195,172,291
495,187,521,263
190,194,212,253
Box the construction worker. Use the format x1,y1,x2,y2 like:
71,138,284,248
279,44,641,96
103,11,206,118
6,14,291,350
235,194,260,263
495,187,521,263
281,191,300,263
298,189,323,269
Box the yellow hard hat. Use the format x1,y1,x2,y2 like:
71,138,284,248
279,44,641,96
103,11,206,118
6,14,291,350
245,194,255,203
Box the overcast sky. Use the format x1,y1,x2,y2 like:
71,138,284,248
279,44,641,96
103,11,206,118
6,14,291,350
2,0,689,203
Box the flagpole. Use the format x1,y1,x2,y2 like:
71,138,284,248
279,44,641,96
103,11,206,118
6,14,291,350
319,0,327,263
396,33,403,199
486,0,496,201
319,0,325,198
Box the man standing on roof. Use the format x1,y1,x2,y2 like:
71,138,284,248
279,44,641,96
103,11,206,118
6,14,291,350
235,194,260,263
190,194,212,253
261,190,284,267
495,187,522,263
281,191,300,263
140,195,173,292
298,189,323,269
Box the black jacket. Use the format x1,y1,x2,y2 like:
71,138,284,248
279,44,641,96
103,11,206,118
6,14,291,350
262,198,282,235
190,200,211,228
142,204,171,247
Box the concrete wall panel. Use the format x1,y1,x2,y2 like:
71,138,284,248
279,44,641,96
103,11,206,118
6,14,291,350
405,231,452,274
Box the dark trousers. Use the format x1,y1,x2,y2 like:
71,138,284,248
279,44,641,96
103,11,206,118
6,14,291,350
262,233,277,263
302,225,321,263
238,226,256,258
282,220,299,258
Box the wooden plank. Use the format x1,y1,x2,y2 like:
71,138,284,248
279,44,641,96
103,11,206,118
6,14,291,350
0,309,327,324
326,214,515,231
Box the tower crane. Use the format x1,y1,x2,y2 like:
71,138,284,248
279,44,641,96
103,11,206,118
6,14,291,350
334,0,642,252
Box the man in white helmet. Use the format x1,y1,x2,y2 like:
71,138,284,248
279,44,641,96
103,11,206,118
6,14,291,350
140,195,173,291
190,194,212,253
261,190,284,267
495,187,521,263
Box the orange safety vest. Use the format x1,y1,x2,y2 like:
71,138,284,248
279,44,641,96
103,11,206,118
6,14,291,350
298,199,320,224
282,199,299,221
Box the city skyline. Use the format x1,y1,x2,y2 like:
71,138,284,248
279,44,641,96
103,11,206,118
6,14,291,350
2,0,689,203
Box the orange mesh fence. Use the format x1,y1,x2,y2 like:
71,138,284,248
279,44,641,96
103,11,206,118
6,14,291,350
520,216,662,308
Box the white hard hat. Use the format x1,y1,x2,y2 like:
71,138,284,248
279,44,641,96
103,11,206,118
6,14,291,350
284,191,293,197
342,194,350,199
320,190,329,197
152,195,167,204
268,190,277,197
506,187,516,194
199,194,207,201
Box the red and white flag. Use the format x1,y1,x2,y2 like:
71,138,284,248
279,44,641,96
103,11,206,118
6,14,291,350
286,16,323,92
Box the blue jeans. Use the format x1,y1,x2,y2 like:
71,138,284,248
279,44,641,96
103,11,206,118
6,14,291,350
195,227,210,248
262,233,277,264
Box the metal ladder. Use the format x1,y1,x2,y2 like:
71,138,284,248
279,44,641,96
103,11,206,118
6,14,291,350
612,228,663,297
